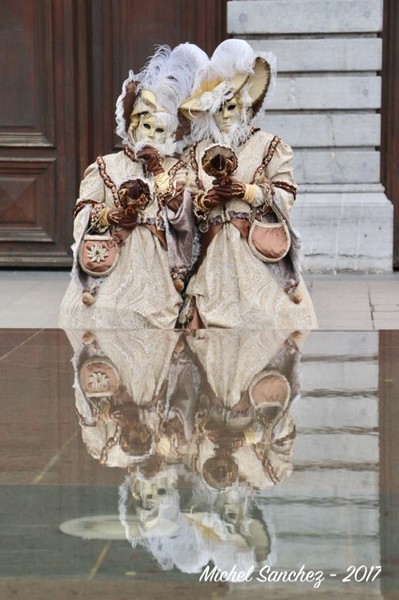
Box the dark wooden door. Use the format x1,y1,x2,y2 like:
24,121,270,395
89,0,227,158
0,0,84,266
382,0,399,269
0,0,226,267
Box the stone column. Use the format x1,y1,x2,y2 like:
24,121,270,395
228,0,393,272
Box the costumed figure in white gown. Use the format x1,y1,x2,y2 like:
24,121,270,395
59,43,208,329
179,39,318,329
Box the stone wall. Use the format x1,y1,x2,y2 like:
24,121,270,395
228,0,393,271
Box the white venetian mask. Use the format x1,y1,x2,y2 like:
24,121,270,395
134,115,170,145
214,97,245,133
129,111,177,156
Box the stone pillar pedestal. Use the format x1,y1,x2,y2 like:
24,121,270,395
228,0,393,272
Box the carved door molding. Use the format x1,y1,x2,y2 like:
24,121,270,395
0,0,90,266
0,0,227,267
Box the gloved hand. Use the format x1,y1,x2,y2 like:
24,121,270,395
106,206,137,229
118,178,151,210
195,189,228,213
136,146,164,176
210,177,246,202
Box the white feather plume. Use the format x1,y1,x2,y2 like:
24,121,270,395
115,43,209,146
191,39,277,107
139,43,209,113
210,39,256,79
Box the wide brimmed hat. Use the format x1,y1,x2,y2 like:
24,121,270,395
180,55,271,120
130,89,167,119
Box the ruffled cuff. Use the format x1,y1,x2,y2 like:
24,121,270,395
154,172,171,193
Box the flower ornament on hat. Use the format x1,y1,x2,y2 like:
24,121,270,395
115,43,209,151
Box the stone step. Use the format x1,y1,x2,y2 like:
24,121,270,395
266,76,381,111
293,150,380,184
228,0,383,35
300,358,378,391
303,332,378,358
291,192,393,272
249,38,382,72
255,113,380,148
293,431,378,464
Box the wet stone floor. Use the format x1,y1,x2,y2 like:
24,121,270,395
0,328,398,600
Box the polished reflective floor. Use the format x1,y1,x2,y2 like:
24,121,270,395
1,328,398,599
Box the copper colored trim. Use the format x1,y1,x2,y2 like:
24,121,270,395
96,156,119,206
73,199,97,219
189,144,204,190
251,136,281,184
273,181,297,201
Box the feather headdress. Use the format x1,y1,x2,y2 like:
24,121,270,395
115,43,209,146
180,39,275,121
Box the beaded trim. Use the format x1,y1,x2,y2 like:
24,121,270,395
208,211,252,226
263,457,280,485
241,126,259,146
197,210,254,231
96,156,119,207
251,135,281,184
73,199,97,219
124,147,137,163
189,144,204,190
274,425,297,446
167,159,185,178
135,215,157,226
273,180,297,200
99,424,121,465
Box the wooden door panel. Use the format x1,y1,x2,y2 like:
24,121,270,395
0,158,55,242
0,0,226,266
0,0,55,148
0,0,82,266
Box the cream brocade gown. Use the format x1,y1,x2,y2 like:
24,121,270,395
186,130,318,329
59,151,183,329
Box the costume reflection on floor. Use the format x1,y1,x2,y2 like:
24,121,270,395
66,328,306,573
